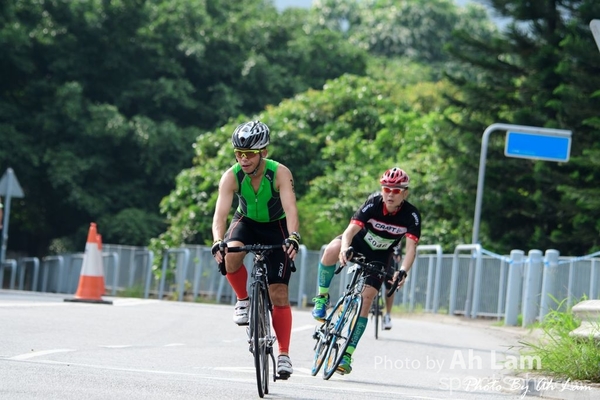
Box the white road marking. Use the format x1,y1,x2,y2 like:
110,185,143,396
112,299,159,306
0,302,71,307
9,348,75,360
12,358,452,399
292,324,315,332
0,298,158,307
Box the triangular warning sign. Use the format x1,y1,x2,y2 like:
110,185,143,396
0,168,25,198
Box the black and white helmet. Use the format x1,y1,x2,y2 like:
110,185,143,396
231,121,270,150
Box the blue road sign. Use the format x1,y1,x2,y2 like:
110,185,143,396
505,131,571,162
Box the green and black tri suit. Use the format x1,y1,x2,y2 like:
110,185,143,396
224,158,293,285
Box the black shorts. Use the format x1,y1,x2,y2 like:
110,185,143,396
346,236,395,292
225,212,292,285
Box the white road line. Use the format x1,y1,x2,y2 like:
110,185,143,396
9,349,75,360
0,299,158,307
112,299,159,306
18,359,451,399
0,302,71,307
99,343,184,348
292,324,315,332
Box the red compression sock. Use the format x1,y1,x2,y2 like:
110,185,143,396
226,265,248,300
272,305,292,353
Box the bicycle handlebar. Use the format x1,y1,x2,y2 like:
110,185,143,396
217,243,296,275
225,244,284,253
336,247,400,297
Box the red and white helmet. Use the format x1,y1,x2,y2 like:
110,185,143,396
380,167,410,188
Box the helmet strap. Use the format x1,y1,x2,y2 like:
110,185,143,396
247,156,263,176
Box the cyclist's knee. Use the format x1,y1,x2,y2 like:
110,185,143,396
361,285,378,302
224,253,245,273
269,284,289,306
321,240,341,264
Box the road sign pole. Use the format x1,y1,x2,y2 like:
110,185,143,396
0,168,25,265
0,176,13,265
472,124,572,246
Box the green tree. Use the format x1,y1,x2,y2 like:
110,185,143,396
152,73,467,254
445,0,600,254
312,0,496,64
0,0,368,256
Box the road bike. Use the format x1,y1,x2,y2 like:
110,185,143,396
371,247,400,339
223,244,294,398
311,247,398,380
370,286,385,339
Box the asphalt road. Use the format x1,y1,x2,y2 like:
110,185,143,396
0,290,597,400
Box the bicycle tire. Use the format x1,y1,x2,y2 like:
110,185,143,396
252,281,269,398
374,290,381,340
310,323,329,376
310,298,343,376
322,295,362,380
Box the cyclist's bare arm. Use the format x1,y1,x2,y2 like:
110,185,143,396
277,165,300,260
394,236,418,285
212,169,237,263
339,223,362,265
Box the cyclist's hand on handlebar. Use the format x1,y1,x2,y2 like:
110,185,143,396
393,269,408,287
338,247,353,266
211,240,226,263
283,232,301,260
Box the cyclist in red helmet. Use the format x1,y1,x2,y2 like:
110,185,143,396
311,167,421,375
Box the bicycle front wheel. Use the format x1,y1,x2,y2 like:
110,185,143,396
252,282,269,398
311,298,343,376
323,295,362,380
310,323,329,376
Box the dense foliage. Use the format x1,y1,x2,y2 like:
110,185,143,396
151,73,471,254
444,0,600,253
0,0,365,254
1,0,599,260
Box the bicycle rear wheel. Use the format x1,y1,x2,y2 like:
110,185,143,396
252,282,269,398
374,290,381,340
323,295,362,380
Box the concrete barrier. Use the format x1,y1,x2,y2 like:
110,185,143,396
569,299,600,340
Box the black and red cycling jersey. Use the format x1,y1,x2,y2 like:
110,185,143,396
349,193,421,265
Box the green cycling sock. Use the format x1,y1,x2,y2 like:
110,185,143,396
346,316,368,355
317,262,336,295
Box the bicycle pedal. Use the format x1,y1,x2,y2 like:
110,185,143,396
276,372,291,380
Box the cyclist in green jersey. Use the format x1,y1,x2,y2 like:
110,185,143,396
211,120,301,377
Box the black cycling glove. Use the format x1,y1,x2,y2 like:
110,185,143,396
284,232,301,252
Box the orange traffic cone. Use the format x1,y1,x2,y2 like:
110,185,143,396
96,233,107,295
64,223,112,304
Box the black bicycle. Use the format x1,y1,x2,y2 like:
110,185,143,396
222,244,293,398
370,286,385,339
311,247,399,380
371,247,400,339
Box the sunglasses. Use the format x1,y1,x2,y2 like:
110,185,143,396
382,186,407,194
234,149,261,159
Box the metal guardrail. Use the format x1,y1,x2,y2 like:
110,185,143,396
0,259,17,289
3,244,600,328
18,257,39,291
